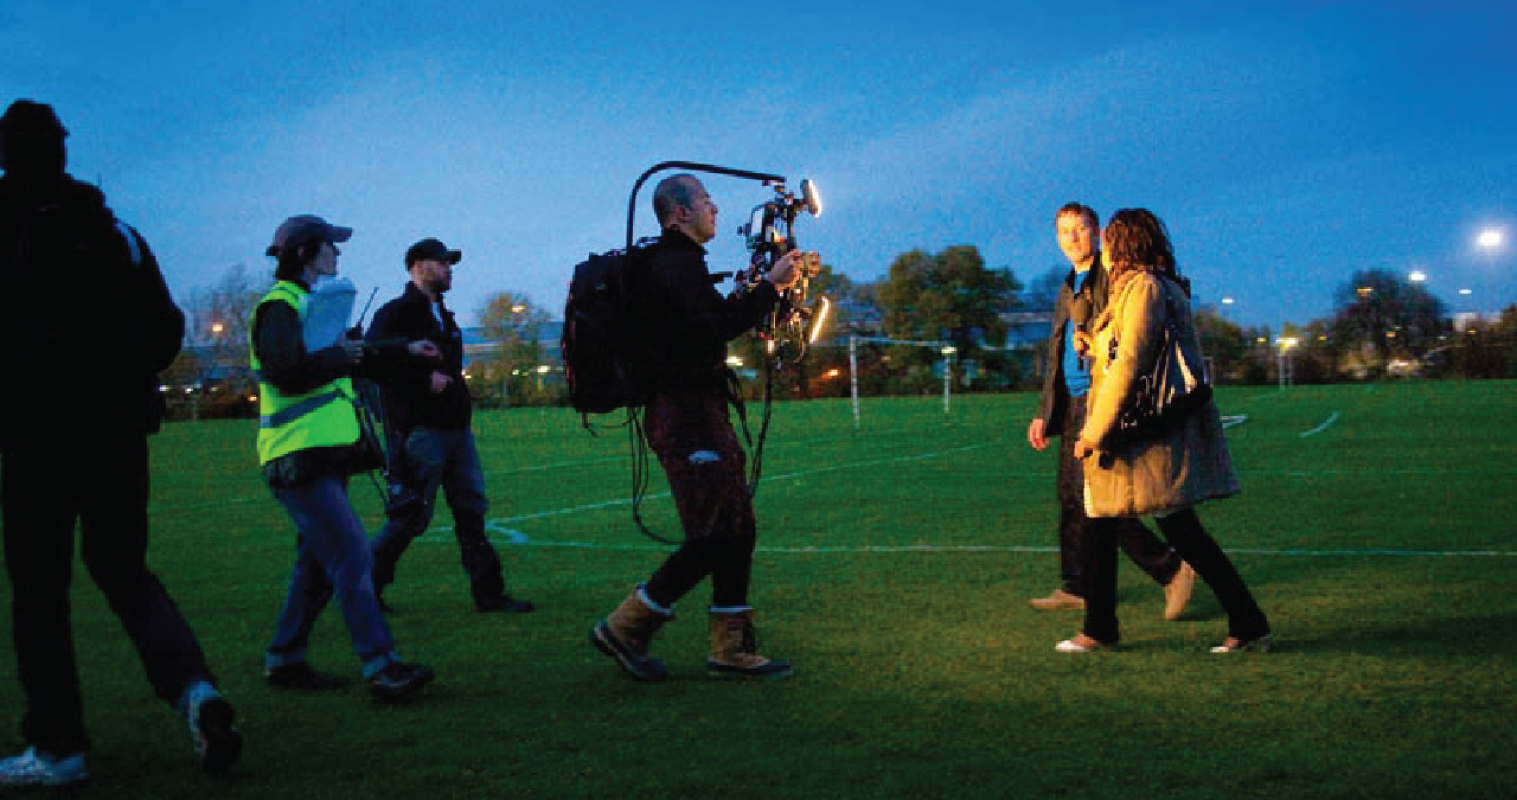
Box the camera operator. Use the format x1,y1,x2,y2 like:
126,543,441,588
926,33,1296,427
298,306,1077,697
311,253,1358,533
590,173,810,681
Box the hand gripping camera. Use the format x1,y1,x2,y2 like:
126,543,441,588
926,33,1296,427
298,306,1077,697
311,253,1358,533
736,178,828,363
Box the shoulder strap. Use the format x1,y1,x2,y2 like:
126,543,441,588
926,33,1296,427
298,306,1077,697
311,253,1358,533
115,219,144,268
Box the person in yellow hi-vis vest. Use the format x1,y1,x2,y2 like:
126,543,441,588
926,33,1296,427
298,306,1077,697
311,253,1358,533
252,214,441,701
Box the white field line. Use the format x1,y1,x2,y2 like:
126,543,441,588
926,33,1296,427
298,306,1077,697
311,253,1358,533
1300,411,1342,438
425,434,1517,558
161,412,1509,558
422,442,994,542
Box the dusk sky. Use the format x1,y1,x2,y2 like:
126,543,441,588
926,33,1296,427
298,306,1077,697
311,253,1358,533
5,0,1513,334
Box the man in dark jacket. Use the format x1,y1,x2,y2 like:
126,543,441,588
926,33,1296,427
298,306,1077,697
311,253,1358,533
1026,202,1193,622
0,99,241,786
589,173,810,682
366,238,533,613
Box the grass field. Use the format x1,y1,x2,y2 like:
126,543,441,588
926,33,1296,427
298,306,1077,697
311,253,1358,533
2,380,1515,799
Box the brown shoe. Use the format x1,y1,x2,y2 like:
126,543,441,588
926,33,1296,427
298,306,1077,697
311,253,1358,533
1029,589,1085,611
1163,562,1197,621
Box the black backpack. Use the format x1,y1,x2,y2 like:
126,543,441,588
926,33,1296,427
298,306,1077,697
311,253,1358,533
560,239,654,418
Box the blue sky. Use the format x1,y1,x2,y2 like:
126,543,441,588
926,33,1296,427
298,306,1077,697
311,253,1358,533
5,0,1513,332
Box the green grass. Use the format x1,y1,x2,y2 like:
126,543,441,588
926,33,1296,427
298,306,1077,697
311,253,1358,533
3,381,1516,799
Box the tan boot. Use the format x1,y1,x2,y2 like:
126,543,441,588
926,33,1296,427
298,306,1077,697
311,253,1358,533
590,586,672,681
1163,562,1197,621
706,608,792,680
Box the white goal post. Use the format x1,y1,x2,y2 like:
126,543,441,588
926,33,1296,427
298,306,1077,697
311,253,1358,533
847,335,957,429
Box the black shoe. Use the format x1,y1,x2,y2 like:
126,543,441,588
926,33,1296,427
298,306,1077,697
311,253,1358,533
476,595,535,613
265,663,351,691
186,695,243,775
366,662,435,701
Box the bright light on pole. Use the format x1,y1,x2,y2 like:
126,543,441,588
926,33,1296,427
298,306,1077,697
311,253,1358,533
1408,270,1426,283
1477,228,1504,250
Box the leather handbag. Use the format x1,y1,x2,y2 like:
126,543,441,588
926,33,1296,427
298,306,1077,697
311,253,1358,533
1110,289,1212,443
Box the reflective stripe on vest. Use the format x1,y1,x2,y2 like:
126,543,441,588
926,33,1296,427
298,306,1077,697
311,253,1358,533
258,389,344,429
250,281,360,465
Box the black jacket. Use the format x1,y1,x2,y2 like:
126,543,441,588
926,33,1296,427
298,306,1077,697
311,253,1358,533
636,229,779,393
1033,258,1117,437
365,282,472,432
0,173,183,443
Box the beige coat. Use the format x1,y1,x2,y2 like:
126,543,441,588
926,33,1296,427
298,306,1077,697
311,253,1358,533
1081,271,1239,518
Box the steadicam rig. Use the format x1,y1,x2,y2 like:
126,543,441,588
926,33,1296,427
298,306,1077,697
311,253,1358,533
736,179,828,364
623,162,828,365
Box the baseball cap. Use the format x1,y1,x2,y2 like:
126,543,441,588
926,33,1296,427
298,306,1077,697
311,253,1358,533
405,237,462,267
267,214,352,257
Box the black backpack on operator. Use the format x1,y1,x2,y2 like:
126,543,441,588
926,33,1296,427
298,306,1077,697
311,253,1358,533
561,239,655,419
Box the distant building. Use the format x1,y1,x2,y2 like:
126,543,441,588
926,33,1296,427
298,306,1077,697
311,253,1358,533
1453,311,1504,331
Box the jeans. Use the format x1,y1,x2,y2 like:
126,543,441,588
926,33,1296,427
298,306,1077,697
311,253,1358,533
641,390,757,610
2,434,216,755
370,428,504,604
267,475,396,675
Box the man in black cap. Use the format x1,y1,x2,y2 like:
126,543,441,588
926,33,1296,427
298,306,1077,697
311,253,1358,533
0,99,242,786
365,238,534,613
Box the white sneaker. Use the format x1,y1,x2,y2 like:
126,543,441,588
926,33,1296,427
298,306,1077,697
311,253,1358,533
0,747,89,787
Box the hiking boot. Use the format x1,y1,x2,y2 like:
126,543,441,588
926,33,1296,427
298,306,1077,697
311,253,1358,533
184,691,243,775
0,748,88,787
265,662,351,691
590,586,671,681
366,661,436,701
706,608,792,680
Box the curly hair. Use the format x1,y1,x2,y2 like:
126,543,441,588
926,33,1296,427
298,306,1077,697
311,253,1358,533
1103,208,1191,295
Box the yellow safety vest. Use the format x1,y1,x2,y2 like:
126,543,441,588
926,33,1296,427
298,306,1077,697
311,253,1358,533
250,281,359,465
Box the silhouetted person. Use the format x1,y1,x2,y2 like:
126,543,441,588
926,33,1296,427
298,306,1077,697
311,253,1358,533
0,99,241,787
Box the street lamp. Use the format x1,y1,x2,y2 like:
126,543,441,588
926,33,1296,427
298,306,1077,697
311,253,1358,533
1477,228,1504,250
1408,270,1426,284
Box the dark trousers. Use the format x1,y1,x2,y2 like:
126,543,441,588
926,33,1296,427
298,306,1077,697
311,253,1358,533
641,390,756,610
1083,506,1270,644
2,434,215,756
370,427,504,605
1057,394,1179,596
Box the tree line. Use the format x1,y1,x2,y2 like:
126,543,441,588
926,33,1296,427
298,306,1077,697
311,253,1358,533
161,254,1517,419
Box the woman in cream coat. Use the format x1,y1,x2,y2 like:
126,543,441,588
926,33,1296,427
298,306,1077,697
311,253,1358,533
1063,208,1271,654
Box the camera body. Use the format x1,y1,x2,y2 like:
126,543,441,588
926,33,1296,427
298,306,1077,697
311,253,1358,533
737,178,821,278
734,179,826,362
